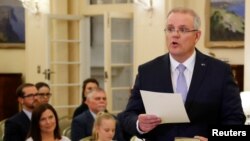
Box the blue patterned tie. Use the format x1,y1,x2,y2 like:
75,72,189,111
176,64,187,102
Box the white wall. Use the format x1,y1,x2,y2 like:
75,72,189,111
133,0,166,78
0,50,25,74
25,13,48,83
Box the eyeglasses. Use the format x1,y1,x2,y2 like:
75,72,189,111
22,93,37,99
164,27,198,34
36,93,52,98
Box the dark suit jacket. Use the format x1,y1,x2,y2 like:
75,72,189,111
119,49,246,141
72,103,89,118
4,111,30,141
71,110,125,141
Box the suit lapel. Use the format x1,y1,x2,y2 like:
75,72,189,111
185,50,208,108
20,111,31,129
162,54,174,92
86,111,95,134
86,110,95,123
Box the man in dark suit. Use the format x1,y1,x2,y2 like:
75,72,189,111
118,7,246,141
4,83,38,141
71,88,125,141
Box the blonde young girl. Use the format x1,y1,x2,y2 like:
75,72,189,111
91,112,116,141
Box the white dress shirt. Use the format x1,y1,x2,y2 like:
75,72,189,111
169,51,196,92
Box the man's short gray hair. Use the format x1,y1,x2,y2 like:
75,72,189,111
167,7,201,29
86,87,105,100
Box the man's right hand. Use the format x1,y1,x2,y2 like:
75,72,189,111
138,114,162,133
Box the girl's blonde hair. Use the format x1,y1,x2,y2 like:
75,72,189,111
92,112,116,140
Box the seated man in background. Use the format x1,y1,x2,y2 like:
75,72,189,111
71,88,125,141
72,78,99,118
4,83,38,141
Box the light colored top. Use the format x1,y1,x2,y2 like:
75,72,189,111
169,50,196,92
26,136,71,141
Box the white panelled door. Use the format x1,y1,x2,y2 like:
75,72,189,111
45,14,84,117
85,12,133,114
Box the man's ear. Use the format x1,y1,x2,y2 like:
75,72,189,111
85,99,89,105
18,97,23,104
195,31,201,43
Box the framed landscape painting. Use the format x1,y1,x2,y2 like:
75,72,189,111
206,0,245,48
0,0,25,49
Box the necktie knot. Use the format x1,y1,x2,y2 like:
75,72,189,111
177,64,186,73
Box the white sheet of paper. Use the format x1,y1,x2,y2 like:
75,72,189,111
140,90,190,124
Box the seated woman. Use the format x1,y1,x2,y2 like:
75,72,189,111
73,78,99,118
35,82,52,104
81,112,116,141
26,103,70,141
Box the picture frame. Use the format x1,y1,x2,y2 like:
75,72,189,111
0,0,25,49
205,0,245,48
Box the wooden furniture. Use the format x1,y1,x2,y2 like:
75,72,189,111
0,73,22,121
231,65,244,92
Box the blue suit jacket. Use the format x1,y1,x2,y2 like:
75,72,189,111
71,110,125,141
72,103,88,118
119,50,246,141
4,111,30,141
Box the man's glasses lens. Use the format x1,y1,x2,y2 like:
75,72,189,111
37,93,52,98
164,27,198,34
23,94,36,98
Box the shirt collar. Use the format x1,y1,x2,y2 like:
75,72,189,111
170,50,196,72
23,108,32,120
89,110,97,119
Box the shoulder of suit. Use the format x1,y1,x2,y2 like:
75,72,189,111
75,110,93,120
194,54,230,75
199,52,229,68
7,111,27,122
74,112,86,120
140,54,167,68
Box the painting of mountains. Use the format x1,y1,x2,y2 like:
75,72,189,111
210,0,244,41
0,0,24,44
